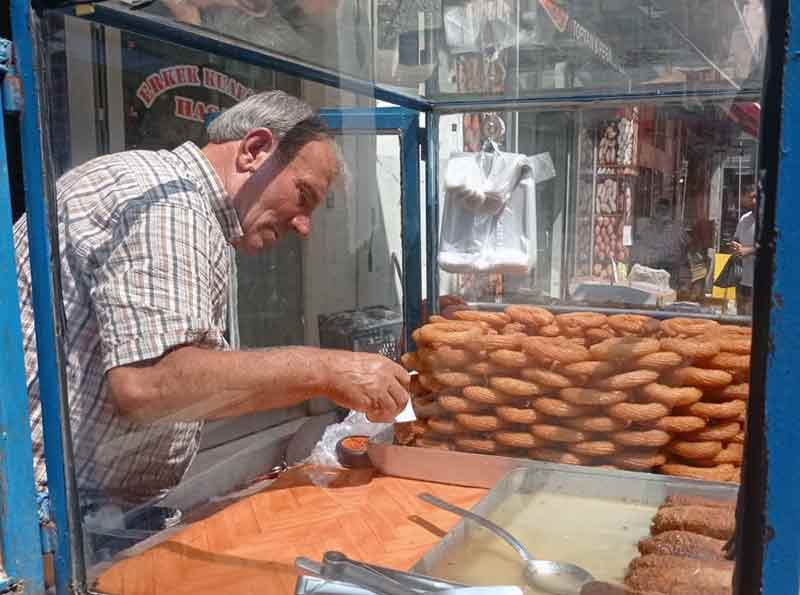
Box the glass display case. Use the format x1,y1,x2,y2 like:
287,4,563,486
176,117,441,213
5,0,793,593
74,0,765,104
434,105,758,310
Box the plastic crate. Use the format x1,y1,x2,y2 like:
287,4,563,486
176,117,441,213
318,306,403,361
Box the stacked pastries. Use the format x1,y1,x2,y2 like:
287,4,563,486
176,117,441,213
398,306,750,483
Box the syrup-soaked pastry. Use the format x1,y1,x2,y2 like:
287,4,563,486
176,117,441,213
650,505,735,540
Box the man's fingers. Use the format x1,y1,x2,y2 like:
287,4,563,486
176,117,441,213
391,362,411,387
366,409,395,423
387,381,409,411
371,390,397,415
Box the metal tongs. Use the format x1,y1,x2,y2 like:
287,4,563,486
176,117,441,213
295,550,523,595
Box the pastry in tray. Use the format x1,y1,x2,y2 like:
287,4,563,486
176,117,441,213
637,530,727,560
625,555,733,594
650,503,735,541
618,495,736,594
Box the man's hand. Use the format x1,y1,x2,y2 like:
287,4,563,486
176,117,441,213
320,351,410,422
730,241,756,257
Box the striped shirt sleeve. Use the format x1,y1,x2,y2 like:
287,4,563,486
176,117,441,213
90,198,228,372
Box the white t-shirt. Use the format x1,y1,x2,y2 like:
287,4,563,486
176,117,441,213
734,210,756,287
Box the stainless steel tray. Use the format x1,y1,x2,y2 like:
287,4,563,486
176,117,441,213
367,427,531,488
410,465,737,592
368,427,740,494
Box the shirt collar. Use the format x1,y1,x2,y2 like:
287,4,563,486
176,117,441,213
172,141,243,243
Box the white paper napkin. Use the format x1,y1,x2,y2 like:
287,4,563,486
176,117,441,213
394,396,417,423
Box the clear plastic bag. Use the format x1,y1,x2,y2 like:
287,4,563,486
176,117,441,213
301,411,390,487
443,4,484,53
628,264,672,292
439,149,555,274
443,0,518,55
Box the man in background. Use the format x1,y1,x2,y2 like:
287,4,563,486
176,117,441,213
731,187,757,315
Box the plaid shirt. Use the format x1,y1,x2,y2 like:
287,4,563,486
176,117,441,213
15,142,242,504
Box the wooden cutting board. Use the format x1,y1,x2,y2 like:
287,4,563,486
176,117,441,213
93,467,487,595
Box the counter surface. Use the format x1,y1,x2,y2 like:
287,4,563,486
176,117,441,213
93,467,487,594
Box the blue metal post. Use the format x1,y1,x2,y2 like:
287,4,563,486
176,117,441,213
400,114,422,349
9,2,87,593
756,0,800,592
0,75,47,595
424,112,439,316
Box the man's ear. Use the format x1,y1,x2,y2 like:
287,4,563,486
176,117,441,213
235,128,276,173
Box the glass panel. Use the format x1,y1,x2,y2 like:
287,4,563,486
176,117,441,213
86,0,764,103
97,0,382,89
436,100,758,313
23,1,767,591
26,16,410,581
308,133,404,353
418,97,756,544
430,0,766,101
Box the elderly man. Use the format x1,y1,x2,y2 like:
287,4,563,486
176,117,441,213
15,91,409,511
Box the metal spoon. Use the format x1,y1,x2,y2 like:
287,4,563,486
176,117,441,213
419,493,595,594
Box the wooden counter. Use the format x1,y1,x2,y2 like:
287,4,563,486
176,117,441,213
94,467,487,595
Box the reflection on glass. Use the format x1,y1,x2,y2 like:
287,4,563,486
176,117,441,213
438,100,759,317
32,17,411,578
108,0,765,100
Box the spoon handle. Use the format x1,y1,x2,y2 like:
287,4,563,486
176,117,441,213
419,493,533,563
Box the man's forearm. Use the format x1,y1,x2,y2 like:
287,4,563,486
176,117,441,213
109,345,332,424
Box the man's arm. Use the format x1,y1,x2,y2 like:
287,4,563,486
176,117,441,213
107,345,409,424
93,197,409,425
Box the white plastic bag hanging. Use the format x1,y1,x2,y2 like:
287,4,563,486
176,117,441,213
439,148,555,274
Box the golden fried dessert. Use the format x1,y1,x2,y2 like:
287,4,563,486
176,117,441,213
650,505,735,540
638,530,726,560
625,555,732,594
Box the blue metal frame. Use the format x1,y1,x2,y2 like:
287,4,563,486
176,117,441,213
429,87,763,113
754,0,800,592
424,112,439,315
0,67,47,595
10,1,88,593
8,0,800,592
319,108,422,349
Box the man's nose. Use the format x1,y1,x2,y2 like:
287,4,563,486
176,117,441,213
291,215,311,238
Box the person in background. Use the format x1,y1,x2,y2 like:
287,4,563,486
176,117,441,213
730,187,757,315
637,199,687,288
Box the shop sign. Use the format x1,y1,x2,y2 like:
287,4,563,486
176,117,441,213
537,0,568,32
135,65,255,123
537,0,625,75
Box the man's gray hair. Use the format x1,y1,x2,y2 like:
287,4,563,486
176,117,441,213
207,90,348,186
207,91,352,193
207,90,314,143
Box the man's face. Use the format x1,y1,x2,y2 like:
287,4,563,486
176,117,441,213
231,138,336,255
743,191,757,212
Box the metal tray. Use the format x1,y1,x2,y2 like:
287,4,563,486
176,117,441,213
409,465,737,592
367,427,740,494
367,427,531,488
